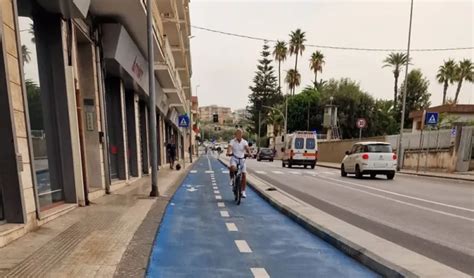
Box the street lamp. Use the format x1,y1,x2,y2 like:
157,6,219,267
397,0,414,171
195,84,200,97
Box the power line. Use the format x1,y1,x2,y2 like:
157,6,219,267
192,25,474,52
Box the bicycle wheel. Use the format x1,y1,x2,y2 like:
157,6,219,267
235,175,242,205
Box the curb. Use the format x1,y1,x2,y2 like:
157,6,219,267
317,162,474,182
217,158,469,278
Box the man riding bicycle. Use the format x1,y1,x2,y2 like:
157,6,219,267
227,129,251,198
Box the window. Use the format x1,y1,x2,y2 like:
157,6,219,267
350,145,359,154
367,144,392,153
306,138,316,150
294,138,304,149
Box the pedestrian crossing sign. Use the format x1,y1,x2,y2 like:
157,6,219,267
424,112,439,126
178,114,190,128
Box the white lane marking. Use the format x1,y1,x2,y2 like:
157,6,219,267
289,171,300,175
217,202,225,208
206,171,214,174
222,170,230,174
207,155,213,171
214,190,220,194
190,170,197,173
215,195,222,200
318,178,474,222
220,210,229,217
271,171,283,174
322,171,336,175
251,268,270,278
226,222,238,232
235,240,252,253
323,176,474,213
256,171,267,174
213,186,218,190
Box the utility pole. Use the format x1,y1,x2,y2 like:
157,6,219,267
397,0,414,171
147,0,158,197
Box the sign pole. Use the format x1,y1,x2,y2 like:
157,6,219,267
359,128,362,141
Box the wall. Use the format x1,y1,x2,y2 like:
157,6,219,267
318,137,386,163
403,148,454,172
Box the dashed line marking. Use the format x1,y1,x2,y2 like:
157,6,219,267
215,195,222,200
271,171,283,174
213,186,218,190
251,268,270,278
289,171,300,175
220,210,229,217
222,170,230,174
226,222,238,232
256,171,266,174
214,190,220,194
190,170,197,173
206,171,214,174
217,202,225,208
235,240,252,253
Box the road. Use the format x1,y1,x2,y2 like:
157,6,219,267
147,156,378,277
242,158,474,275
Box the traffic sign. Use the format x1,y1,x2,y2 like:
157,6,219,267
451,127,457,137
178,114,190,128
424,112,439,126
356,118,367,129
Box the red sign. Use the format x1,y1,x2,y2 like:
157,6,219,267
356,118,367,129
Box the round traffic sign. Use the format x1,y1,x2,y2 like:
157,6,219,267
356,118,367,129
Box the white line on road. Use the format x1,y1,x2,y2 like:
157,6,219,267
324,176,474,213
190,170,197,173
289,171,300,175
212,183,217,186
256,171,267,174
226,223,238,232
271,171,283,174
220,210,229,217
206,171,214,174
222,170,230,174
251,268,270,278
235,240,252,253
217,202,225,208
214,190,220,194
213,186,218,189
215,195,222,200
207,155,213,171
318,177,474,222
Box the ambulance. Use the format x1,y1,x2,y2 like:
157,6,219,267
282,131,318,169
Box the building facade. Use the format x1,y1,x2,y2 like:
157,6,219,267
199,105,232,124
409,104,474,132
0,0,192,246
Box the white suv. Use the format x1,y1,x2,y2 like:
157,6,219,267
341,142,397,180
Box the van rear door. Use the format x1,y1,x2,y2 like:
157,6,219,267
304,137,317,161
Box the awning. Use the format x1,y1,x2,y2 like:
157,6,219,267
37,0,90,18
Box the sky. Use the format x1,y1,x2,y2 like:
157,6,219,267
189,0,474,110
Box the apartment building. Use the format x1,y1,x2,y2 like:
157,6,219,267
199,105,232,124
0,0,192,246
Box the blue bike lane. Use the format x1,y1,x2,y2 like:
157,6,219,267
147,156,379,278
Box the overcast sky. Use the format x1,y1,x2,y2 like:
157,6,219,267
190,0,474,110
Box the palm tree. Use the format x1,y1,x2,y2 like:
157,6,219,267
436,59,456,105
453,59,474,104
309,51,325,89
383,52,411,104
21,45,31,64
273,41,288,93
289,29,306,94
266,109,284,149
285,69,301,95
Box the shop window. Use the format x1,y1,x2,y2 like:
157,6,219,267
19,17,64,210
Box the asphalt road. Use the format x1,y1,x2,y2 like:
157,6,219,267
241,158,474,275
147,156,378,277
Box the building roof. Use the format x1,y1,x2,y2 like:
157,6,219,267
409,104,474,119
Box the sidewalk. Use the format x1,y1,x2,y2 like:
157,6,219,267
317,161,474,182
0,164,192,278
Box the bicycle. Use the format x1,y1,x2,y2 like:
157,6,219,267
228,154,246,205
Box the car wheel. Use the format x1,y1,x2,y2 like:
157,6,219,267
257,158,261,161
288,161,292,168
282,161,285,167
304,165,308,169
370,173,376,179
387,173,395,180
311,164,315,169
341,164,347,177
355,165,363,179
270,159,274,162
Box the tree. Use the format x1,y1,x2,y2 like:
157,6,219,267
309,51,325,89
436,59,456,105
289,29,306,94
21,45,31,64
273,41,287,93
453,59,473,104
286,87,321,133
248,43,281,141
383,52,411,104
265,109,284,149
25,79,44,130
285,69,301,95
397,69,431,128
371,99,398,136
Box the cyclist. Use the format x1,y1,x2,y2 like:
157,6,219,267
226,129,251,198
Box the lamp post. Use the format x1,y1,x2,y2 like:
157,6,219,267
397,0,414,171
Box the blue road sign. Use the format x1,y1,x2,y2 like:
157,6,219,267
178,114,190,128
425,112,439,126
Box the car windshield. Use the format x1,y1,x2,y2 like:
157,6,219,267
295,138,304,149
366,144,392,153
261,149,272,154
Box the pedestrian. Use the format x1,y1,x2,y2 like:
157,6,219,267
166,138,177,169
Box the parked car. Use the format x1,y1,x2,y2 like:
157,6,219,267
282,131,318,169
341,142,397,180
257,148,274,162
249,146,258,159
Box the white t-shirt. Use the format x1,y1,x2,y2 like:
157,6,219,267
229,138,248,159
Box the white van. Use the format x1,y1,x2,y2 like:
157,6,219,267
282,131,318,169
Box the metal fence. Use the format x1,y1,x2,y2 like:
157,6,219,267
386,129,453,150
